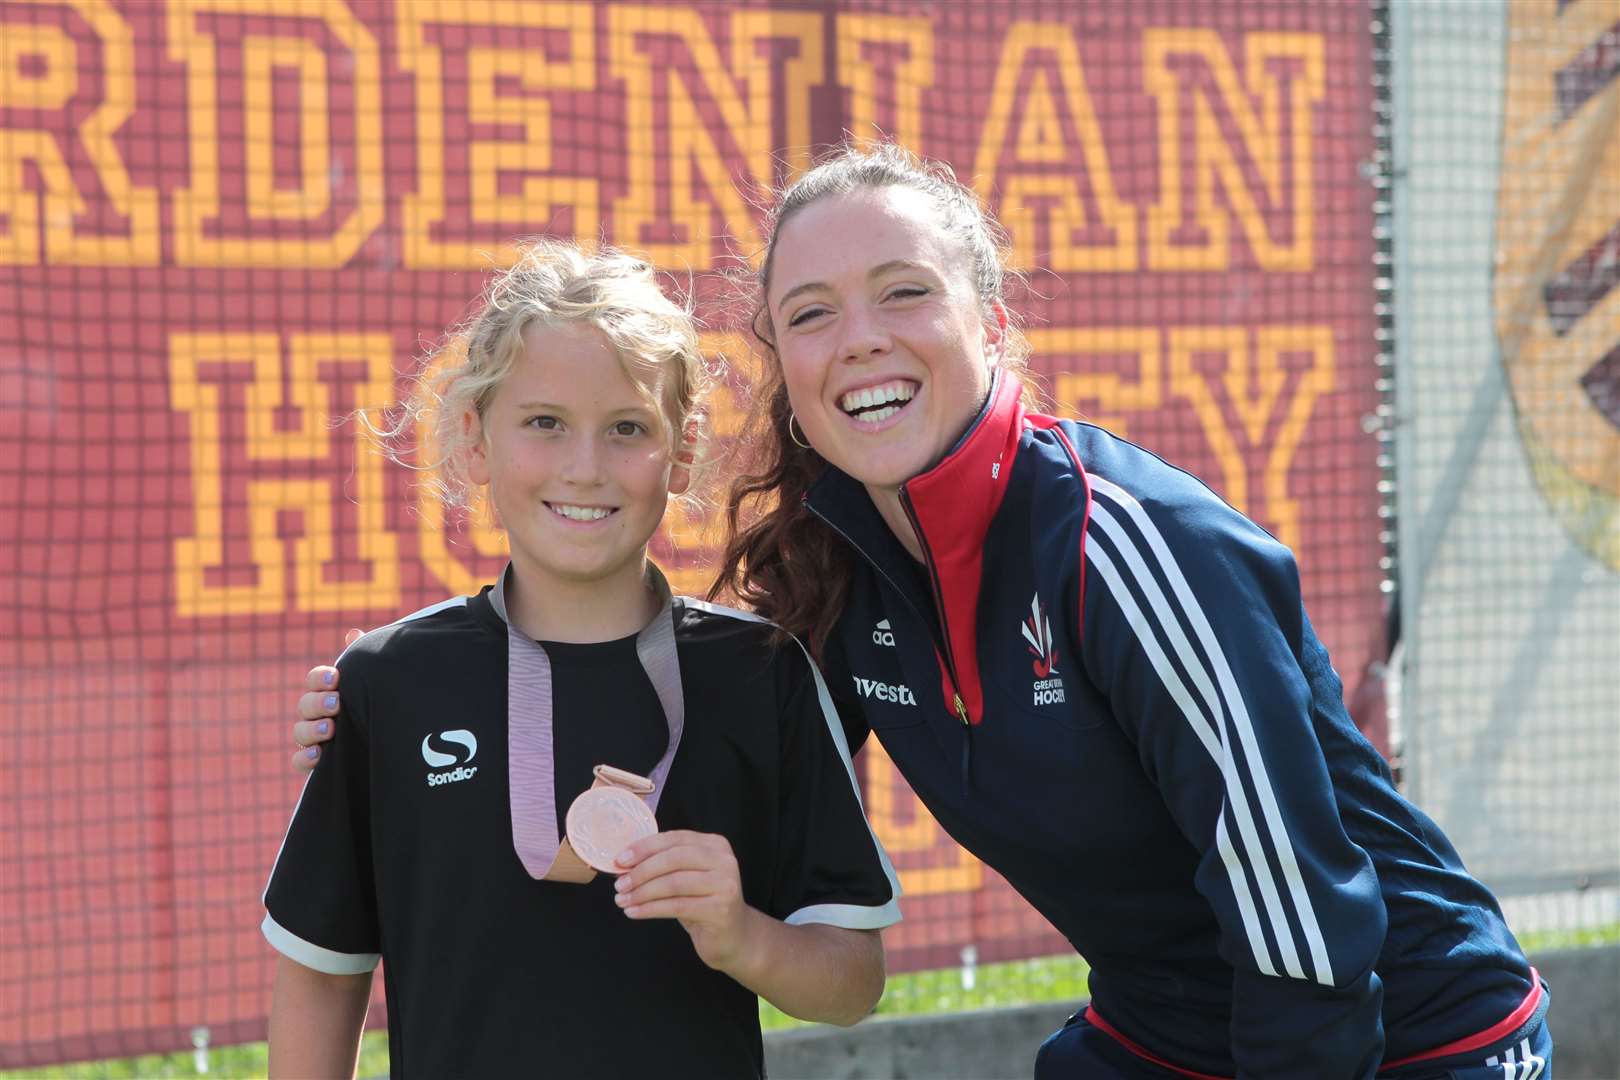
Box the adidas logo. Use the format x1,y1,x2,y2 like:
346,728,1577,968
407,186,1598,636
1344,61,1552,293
872,618,895,647
423,729,479,788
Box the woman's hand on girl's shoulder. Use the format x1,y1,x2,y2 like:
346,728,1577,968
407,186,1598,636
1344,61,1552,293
291,663,342,773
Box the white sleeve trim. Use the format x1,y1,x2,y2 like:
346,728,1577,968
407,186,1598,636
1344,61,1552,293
797,647,904,908
785,899,902,930
336,594,470,661
261,913,379,975
681,597,905,914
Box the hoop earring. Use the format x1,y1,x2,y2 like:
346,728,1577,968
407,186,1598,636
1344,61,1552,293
788,411,813,450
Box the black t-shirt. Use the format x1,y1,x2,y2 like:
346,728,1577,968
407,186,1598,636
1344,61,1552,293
262,585,899,1079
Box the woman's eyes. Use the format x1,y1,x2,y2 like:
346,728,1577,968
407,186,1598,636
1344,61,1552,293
886,286,929,301
525,415,560,430
611,420,648,437
787,287,929,327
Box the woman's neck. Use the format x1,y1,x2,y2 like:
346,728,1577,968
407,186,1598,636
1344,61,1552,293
859,378,996,565
504,558,660,643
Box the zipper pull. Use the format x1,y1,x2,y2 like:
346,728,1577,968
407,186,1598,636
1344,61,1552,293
953,693,969,726
958,701,973,790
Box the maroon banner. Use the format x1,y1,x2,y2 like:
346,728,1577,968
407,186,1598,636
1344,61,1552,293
0,0,1379,1065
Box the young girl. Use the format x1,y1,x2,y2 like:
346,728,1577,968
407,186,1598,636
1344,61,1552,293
262,240,899,1079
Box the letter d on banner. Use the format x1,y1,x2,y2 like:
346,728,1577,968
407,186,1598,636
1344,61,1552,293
167,0,384,268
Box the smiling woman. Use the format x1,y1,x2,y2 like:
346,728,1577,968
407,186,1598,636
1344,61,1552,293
701,143,1550,1079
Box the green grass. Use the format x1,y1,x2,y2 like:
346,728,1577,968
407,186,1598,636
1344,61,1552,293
1517,921,1620,953
0,1034,389,1080
8,926,1613,1079
760,952,1093,1032
2,956,1092,1078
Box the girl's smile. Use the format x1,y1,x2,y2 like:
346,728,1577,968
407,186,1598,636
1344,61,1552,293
545,502,618,523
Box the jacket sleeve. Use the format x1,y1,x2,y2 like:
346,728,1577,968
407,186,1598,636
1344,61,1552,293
1077,471,1386,1079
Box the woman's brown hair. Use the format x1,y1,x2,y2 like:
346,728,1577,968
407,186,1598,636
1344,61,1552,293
708,143,1042,658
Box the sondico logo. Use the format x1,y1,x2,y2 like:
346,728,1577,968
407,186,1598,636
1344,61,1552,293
1022,594,1066,707
422,730,479,787
872,619,895,647
852,676,916,707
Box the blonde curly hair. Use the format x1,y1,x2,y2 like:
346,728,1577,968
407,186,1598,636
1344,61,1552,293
374,238,712,508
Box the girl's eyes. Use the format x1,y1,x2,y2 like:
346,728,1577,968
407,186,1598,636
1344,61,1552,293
887,286,929,301
523,417,647,437
787,306,829,328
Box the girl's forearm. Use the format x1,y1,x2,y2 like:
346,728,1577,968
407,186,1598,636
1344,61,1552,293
720,910,884,1026
268,954,373,1079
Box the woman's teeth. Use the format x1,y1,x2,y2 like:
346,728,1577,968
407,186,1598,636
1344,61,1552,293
840,381,917,418
549,503,613,521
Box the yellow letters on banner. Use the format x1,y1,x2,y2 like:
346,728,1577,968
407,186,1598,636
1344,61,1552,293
974,23,1137,271
168,0,384,268
1144,31,1324,272
242,36,330,222
865,737,983,895
417,496,509,600
1040,327,1164,439
1165,324,1334,550
696,330,753,445
731,12,821,180
410,336,510,598
0,0,158,265
398,2,599,269
170,332,401,616
837,14,933,152
609,6,821,267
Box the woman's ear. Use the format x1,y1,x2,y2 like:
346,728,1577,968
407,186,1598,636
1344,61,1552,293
750,305,777,352
463,408,491,486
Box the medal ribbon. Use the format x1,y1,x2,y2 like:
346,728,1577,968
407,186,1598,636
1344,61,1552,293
499,565,685,880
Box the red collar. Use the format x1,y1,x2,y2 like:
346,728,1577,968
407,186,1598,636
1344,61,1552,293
900,371,1027,725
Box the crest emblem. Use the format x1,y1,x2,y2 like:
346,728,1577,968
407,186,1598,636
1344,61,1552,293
1021,594,1059,679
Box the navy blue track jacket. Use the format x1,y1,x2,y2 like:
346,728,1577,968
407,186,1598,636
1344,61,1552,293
808,372,1539,1078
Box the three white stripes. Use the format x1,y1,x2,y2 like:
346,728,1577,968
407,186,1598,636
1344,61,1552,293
1085,473,1334,987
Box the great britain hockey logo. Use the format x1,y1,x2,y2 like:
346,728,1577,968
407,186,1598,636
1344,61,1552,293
1021,595,1066,706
